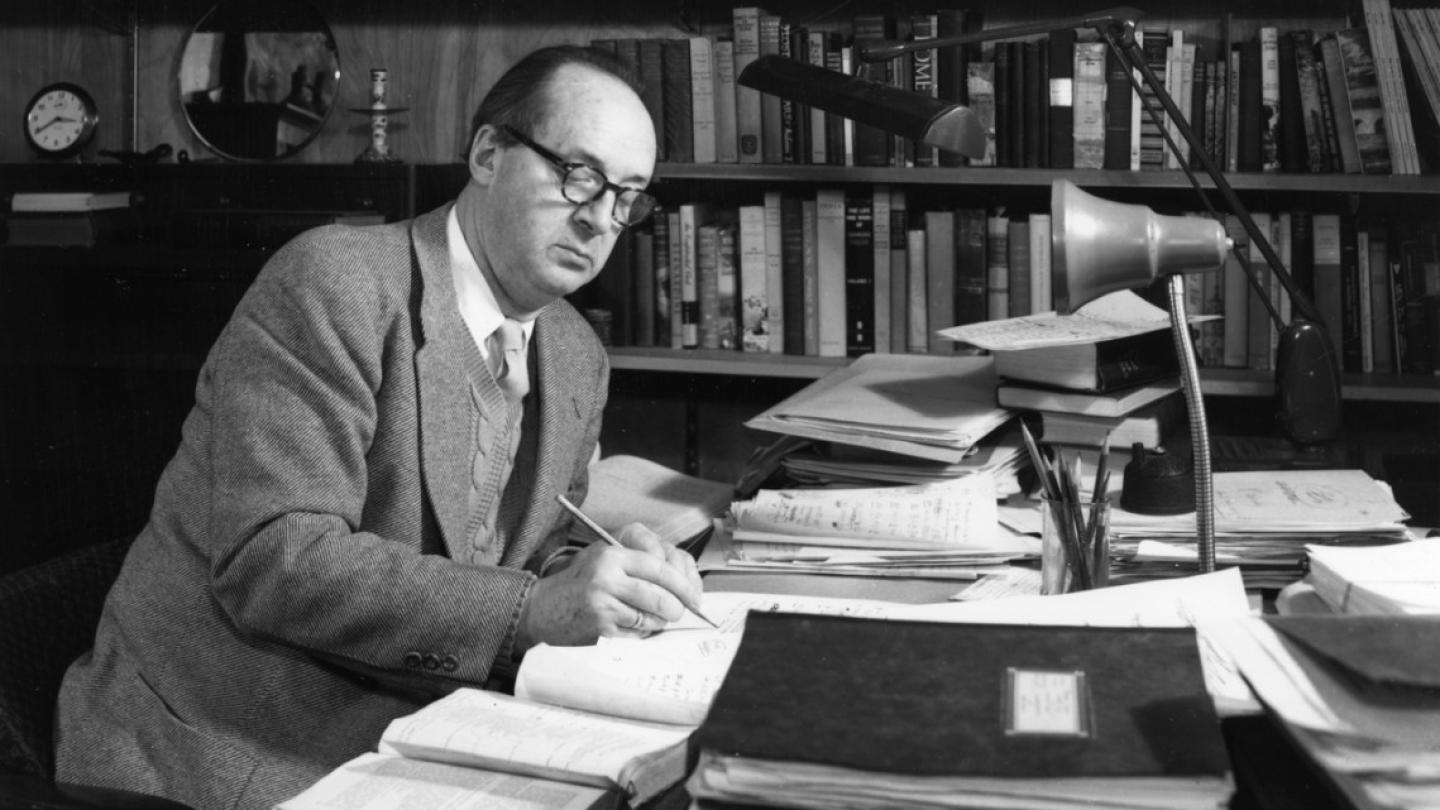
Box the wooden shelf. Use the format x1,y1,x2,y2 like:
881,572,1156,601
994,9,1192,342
654,163,1440,195
607,349,1440,402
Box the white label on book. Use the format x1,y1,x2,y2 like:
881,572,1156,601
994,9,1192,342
1004,668,1092,737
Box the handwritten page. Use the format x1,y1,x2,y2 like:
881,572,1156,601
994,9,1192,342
730,473,998,548
516,634,741,726
277,752,612,810
937,291,1171,350
379,689,690,802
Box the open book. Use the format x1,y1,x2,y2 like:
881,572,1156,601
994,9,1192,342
375,689,689,806
571,454,733,547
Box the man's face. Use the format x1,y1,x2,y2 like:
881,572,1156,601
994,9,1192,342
474,64,656,316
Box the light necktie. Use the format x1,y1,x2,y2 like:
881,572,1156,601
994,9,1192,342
489,319,529,401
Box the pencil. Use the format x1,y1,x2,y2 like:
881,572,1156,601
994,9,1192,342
555,494,720,629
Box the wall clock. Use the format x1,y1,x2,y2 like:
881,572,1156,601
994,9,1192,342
24,82,99,159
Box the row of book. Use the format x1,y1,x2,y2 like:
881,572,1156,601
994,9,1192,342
577,187,1440,376
591,2,1435,174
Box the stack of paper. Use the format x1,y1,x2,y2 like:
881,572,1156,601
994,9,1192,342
778,427,1028,496
1104,469,1411,589
716,473,1033,579
745,353,1014,463
1304,539,1440,615
1206,615,1440,810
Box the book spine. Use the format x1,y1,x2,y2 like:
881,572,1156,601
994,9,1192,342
1358,227,1375,372
758,14,785,164
667,211,684,348
1022,40,1046,168
698,223,722,349
1313,212,1345,348
777,21,798,164
1340,213,1364,372
1259,26,1281,172
713,39,739,163
844,190,876,356
633,225,655,348
985,210,1010,321
1367,223,1395,372
716,223,739,350
636,40,667,163
1335,29,1393,174
1048,28,1077,170
763,191,785,353
1029,213,1052,313
679,204,708,349
1318,34,1363,173
924,210,955,354
966,62,997,167
1090,41,1123,170
871,185,892,353
807,31,828,165
802,199,820,354
732,8,764,164
815,189,847,357
738,205,769,353
1361,0,1420,174
1006,219,1031,317
1223,215,1251,367
1247,211,1274,372
953,207,988,329
689,36,716,164
1277,29,1306,172
889,189,909,351
780,194,806,355
910,14,939,167
1291,30,1330,174
652,209,671,347
1139,28,1169,171
906,226,928,353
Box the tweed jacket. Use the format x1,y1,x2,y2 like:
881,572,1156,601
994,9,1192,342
55,204,609,810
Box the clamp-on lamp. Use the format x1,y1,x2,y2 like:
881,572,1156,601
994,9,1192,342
739,7,1346,572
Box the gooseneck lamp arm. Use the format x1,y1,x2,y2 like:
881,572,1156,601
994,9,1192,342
848,7,1344,447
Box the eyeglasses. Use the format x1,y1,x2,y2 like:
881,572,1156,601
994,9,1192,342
502,125,657,228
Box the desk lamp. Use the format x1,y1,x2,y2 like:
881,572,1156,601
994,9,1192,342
736,7,1347,571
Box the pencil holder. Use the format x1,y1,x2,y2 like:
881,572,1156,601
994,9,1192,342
1040,495,1111,595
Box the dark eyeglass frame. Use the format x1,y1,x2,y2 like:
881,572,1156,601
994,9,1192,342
501,125,656,228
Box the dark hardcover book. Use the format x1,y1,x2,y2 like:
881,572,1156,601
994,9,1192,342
953,207,988,327
843,191,875,356
1048,28,1078,170
909,14,938,167
824,32,848,166
697,223,722,349
693,612,1230,782
1291,30,1331,174
1191,50,1212,170
936,8,979,167
1006,219,1031,317
924,210,956,354
1237,38,1263,172
993,41,1014,167
660,39,694,164
758,14,785,164
1023,40,1046,168
1364,220,1395,372
780,195,806,356
1340,213,1364,372
1291,208,1316,302
1311,37,1345,172
635,39,667,164
651,210,672,346
889,192,909,350
1103,41,1135,170
1006,42,1027,168
1278,30,1307,172
631,222,655,348
777,21,798,164
993,328,1181,392
851,14,894,168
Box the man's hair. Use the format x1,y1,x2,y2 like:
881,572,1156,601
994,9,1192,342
467,45,644,153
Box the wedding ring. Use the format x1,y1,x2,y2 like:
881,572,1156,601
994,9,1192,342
627,610,645,631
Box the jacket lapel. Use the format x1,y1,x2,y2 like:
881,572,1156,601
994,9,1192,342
411,206,476,558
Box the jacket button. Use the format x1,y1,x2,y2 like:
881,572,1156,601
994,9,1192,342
422,653,441,671
402,651,422,669
441,655,459,672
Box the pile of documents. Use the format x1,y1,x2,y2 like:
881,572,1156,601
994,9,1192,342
1207,614,1440,810
1103,469,1412,589
777,426,1027,497
1304,539,1440,615
745,353,1014,464
713,472,1035,579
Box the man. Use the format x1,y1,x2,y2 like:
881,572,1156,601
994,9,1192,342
55,45,700,810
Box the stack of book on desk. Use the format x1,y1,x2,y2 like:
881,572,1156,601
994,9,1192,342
1106,469,1412,589
942,291,1192,453
1303,538,1440,615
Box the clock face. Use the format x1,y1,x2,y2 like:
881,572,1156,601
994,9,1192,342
25,83,98,158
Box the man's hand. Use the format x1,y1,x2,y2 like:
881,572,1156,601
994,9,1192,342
515,523,703,649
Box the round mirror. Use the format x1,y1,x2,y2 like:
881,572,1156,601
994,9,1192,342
177,0,340,161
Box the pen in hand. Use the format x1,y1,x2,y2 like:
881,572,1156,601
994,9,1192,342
555,494,720,629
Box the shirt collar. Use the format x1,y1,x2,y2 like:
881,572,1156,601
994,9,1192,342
447,207,535,355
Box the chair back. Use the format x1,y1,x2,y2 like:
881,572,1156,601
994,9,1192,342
0,538,131,779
